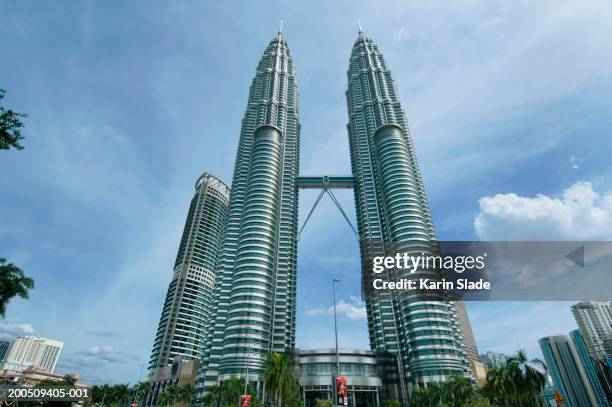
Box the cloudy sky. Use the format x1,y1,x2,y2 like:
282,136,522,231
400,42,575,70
2,0,612,384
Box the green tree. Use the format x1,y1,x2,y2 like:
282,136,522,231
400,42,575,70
111,383,131,407
0,89,26,150
383,399,400,407
482,367,509,406
133,381,151,406
203,383,220,407
445,375,472,405
282,377,303,407
92,384,112,405
0,257,34,317
410,375,477,407
157,389,173,407
19,376,78,407
204,378,253,407
263,352,298,407
165,385,180,406
178,383,195,404
463,393,491,407
250,396,265,407
482,349,546,407
509,350,546,406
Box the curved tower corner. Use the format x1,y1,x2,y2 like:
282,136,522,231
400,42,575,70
345,31,470,394
196,30,300,400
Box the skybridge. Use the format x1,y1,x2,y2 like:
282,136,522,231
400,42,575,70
296,175,354,189
296,175,357,240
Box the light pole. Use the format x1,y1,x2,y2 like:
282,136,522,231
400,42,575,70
332,278,341,404
244,327,252,396
134,363,146,405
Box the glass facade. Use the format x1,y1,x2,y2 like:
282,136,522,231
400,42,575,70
197,30,300,398
570,329,609,407
300,362,377,377
345,30,470,392
539,335,600,407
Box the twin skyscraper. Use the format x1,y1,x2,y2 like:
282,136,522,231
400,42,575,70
148,26,473,404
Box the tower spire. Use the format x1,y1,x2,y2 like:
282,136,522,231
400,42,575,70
357,18,362,33
279,19,283,34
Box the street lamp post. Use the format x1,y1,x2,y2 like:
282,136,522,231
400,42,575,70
244,328,251,396
332,278,341,405
134,363,146,405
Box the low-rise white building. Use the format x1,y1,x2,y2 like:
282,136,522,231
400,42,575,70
1,335,63,373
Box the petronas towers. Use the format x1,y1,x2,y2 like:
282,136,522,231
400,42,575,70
347,30,470,390
198,29,300,389
150,26,471,402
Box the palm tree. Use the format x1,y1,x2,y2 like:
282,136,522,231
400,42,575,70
463,394,491,407
383,400,400,407
428,382,444,405
484,366,513,406
204,378,243,407
446,375,472,405
91,385,102,404
263,353,296,407
494,349,542,406
203,383,221,407
112,383,131,407
409,375,479,407
165,385,180,405
179,383,196,404
0,258,34,317
97,384,111,405
282,378,303,407
134,381,151,406
157,389,173,407
511,350,546,406
410,388,428,407
483,349,546,407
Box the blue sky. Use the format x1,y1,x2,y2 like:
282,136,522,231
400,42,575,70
2,0,612,385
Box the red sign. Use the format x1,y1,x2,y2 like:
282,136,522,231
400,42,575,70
336,377,348,406
554,392,564,405
240,394,252,407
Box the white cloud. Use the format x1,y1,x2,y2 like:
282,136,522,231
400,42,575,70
58,345,138,374
77,345,125,363
304,296,366,321
304,306,326,317
570,155,579,170
475,182,612,240
394,27,411,42
0,322,37,339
